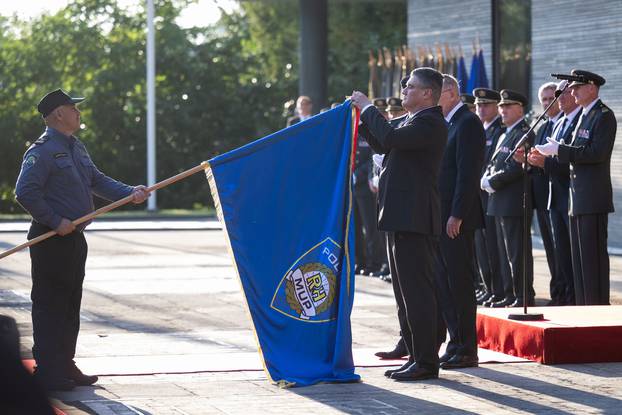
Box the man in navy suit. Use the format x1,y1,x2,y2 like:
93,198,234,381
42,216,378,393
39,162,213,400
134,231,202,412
351,67,447,381
434,74,485,369
528,80,580,305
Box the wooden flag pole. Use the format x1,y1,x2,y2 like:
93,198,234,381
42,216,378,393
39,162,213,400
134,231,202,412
0,161,210,260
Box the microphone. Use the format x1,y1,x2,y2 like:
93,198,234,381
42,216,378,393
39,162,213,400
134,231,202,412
551,73,584,82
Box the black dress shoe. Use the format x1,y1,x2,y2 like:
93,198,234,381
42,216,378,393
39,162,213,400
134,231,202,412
375,342,408,360
490,297,515,308
440,354,479,370
35,374,76,391
384,360,414,377
439,352,454,364
67,362,98,386
390,363,438,381
477,292,492,305
483,295,503,307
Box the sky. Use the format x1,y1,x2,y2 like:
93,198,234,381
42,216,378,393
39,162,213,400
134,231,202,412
0,0,239,28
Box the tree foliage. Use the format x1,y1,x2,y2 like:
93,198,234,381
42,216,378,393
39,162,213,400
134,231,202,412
0,0,405,213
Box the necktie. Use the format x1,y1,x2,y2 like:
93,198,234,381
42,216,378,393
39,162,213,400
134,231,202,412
554,118,568,144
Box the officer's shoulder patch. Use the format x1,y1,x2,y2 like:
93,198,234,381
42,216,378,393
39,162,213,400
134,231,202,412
34,136,50,145
23,153,38,169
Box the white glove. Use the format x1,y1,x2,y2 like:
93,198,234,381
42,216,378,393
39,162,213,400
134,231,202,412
372,154,384,169
535,137,560,157
480,176,495,194
372,175,379,188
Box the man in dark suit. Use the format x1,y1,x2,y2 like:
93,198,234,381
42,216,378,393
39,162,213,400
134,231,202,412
286,96,313,127
481,90,536,307
528,80,580,305
472,88,510,307
351,67,447,381
434,75,484,369
354,98,389,277
535,70,617,305
531,82,563,305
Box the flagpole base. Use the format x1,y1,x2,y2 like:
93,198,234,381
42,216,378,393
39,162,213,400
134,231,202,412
508,312,544,321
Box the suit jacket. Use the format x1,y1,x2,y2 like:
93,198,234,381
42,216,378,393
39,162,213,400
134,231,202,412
544,112,581,213
558,99,617,215
353,136,373,195
439,105,485,230
485,119,535,217
531,118,556,210
358,106,448,235
479,117,505,209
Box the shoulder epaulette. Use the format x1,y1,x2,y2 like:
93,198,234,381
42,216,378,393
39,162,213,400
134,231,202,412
602,107,610,113
34,135,50,145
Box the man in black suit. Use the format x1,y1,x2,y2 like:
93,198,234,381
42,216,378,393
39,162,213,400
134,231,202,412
351,67,447,381
286,96,313,127
535,70,617,305
472,88,510,307
434,75,484,369
528,80,580,305
354,98,388,277
481,90,535,307
531,83,563,305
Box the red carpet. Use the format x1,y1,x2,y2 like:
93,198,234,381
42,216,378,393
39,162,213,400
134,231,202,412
477,305,622,364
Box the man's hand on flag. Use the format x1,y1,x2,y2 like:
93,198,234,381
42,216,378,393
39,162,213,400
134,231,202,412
350,91,372,110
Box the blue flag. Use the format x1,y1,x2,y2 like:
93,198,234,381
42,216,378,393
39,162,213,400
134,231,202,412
466,51,479,94
457,55,469,93
478,49,489,89
206,101,360,387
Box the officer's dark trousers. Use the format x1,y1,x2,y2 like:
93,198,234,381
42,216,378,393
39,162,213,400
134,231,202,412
535,208,558,300
29,223,87,377
549,209,575,304
477,214,507,298
497,216,535,301
435,229,478,357
355,193,385,269
570,214,609,305
494,218,517,299
474,228,489,288
387,232,439,372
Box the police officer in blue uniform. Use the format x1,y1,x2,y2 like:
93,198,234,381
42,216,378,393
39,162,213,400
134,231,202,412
15,89,150,391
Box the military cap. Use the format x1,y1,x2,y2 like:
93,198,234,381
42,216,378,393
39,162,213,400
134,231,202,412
498,89,528,107
386,97,403,112
460,94,475,105
373,98,388,110
569,69,606,87
37,89,85,118
473,88,501,104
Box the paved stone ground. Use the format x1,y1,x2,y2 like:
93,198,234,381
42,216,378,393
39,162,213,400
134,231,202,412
1,229,621,414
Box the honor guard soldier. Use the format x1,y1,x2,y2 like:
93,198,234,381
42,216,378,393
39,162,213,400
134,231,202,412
472,88,510,307
480,89,536,308
386,97,407,120
536,70,616,305
15,89,150,391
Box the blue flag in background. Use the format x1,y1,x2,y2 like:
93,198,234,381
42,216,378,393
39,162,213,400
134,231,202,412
478,49,489,89
466,51,479,94
457,55,469,93
206,101,360,387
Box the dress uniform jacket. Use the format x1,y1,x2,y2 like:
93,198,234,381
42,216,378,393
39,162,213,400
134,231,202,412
485,119,535,217
557,100,617,215
480,117,505,209
531,118,557,210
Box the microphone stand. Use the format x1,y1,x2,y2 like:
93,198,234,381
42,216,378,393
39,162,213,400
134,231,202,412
506,82,570,322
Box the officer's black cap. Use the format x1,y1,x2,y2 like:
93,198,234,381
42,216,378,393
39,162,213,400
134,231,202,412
473,88,501,104
373,98,388,110
569,69,606,87
386,97,403,112
37,89,85,118
460,94,475,105
498,89,528,107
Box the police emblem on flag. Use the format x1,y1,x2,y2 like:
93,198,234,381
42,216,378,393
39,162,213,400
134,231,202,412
271,238,341,322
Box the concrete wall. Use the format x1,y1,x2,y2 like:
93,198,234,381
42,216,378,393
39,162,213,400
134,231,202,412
407,0,493,89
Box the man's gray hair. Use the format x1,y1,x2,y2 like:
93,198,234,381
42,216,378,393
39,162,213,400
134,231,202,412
442,74,460,94
538,82,557,97
411,67,443,103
